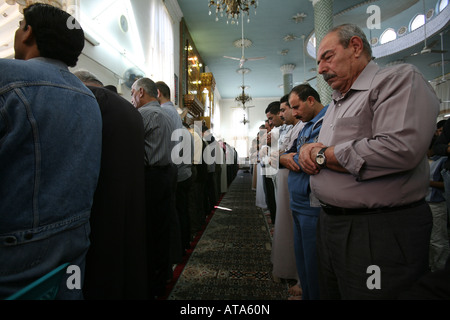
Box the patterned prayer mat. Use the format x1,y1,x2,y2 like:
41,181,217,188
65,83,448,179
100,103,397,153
167,169,290,300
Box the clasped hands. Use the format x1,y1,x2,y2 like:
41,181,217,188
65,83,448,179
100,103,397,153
280,142,327,175
298,142,326,175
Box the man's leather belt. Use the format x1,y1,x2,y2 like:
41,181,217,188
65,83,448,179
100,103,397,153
320,199,426,215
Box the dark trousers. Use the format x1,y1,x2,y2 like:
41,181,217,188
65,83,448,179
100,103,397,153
144,164,177,298
316,202,432,300
189,165,207,237
205,172,217,214
264,175,276,223
176,176,193,251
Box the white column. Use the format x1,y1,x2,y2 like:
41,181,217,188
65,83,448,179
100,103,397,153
280,64,296,96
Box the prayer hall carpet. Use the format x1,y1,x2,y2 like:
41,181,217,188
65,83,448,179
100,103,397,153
165,169,290,300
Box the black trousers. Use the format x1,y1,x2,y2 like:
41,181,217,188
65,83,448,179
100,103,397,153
188,165,207,236
263,175,276,223
176,175,193,251
316,202,432,300
205,172,217,214
144,164,177,298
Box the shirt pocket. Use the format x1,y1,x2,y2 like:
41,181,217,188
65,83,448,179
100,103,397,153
331,115,371,145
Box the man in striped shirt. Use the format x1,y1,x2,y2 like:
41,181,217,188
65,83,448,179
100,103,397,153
131,77,177,299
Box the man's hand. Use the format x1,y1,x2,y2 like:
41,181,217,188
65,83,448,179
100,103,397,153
298,142,326,175
280,153,300,172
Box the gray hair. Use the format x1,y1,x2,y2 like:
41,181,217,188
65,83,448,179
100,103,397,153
329,24,373,59
73,70,104,86
134,77,158,98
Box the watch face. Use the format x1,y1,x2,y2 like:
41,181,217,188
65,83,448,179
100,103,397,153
316,156,325,165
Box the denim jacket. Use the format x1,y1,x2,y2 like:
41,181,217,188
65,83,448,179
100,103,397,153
0,58,102,247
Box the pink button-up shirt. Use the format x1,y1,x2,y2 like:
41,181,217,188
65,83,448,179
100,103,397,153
311,61,440,208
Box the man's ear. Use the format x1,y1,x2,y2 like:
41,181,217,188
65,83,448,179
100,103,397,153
139,87,145,98
349,36,364,58
22,24,35,44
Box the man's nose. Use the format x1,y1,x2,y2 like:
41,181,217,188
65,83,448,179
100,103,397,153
317,61,326,75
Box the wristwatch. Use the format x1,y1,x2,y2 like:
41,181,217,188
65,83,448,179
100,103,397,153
315,147,328,168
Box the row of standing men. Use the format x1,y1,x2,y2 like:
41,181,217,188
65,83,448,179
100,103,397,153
250,23,450,300
0,3,240,300
74,71,239,299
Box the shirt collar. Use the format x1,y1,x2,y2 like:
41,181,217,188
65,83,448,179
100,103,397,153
142,100,161,108
305,105,328,127
29,57,68,69
161,101,176,109
332,60,379,100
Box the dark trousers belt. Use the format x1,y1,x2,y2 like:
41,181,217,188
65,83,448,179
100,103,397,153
320,199,426,215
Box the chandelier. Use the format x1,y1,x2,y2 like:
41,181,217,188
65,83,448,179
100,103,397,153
240,114,250,125
235,85,252,106
235,65,252,106
208,0,258,24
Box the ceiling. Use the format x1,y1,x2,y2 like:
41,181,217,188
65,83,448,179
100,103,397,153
177,0,450,100
0,1,20,59
0,0,449,102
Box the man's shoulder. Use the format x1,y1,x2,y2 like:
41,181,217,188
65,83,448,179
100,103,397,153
377,62,419,78
371,62,430,94
0,58,26,67
0,58,52,73
0,59,37,82
161,103,183,126
89,86,140,117
140,104,173,124
0,59,95,100
0,58,80,86
161,101,176,108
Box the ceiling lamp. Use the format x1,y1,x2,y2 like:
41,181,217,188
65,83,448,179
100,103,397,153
235,61,252,107
240,114,250,125
208,0,258,24
235,85,252,106
292,12,307,23
283,34,298,42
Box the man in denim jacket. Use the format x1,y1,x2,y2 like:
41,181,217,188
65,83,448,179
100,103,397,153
0,3,102,299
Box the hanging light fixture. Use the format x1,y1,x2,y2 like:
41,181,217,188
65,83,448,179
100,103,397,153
240,114,250,125
235,67,252,106
208,0,258,24
235,85,252,106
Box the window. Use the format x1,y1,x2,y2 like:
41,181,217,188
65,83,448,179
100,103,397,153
380,28,397,44
410,14,425,31
308,33,316,48
306,32,316,58
148,1,175,93
438,0,448,12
